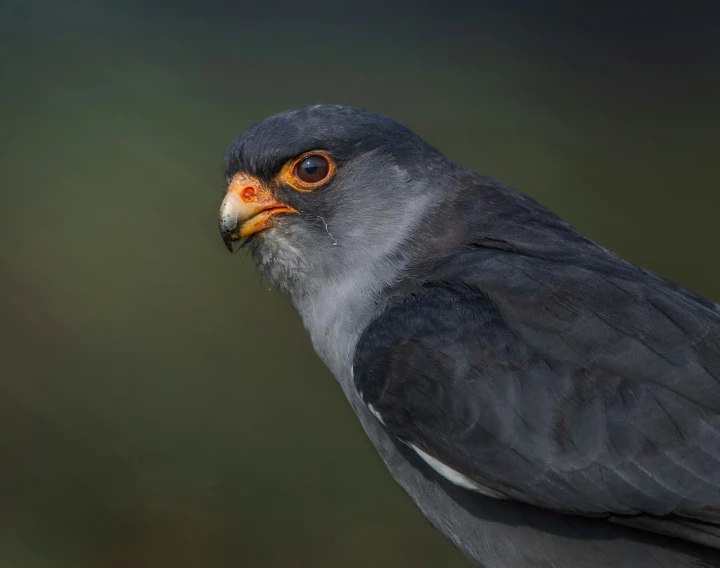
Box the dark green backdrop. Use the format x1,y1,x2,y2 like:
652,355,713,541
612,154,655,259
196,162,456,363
1,2,718,566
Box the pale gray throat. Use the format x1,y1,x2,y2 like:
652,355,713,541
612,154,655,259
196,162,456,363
294,264,393,385
294,198,435,386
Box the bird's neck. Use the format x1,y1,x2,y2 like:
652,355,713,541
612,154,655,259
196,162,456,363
288,194,439,384
292,268,391,383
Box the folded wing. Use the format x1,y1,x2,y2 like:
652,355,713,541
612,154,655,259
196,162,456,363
353,248,720,547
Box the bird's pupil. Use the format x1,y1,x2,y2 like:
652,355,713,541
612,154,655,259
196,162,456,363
305,164,318,175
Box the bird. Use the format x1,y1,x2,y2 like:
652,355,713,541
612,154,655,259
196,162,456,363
218,104,720,568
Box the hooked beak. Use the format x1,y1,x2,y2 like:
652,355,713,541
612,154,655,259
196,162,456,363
219,173,298,252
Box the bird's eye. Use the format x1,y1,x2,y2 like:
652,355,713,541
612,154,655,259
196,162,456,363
279,151,335,191
294,155,330,184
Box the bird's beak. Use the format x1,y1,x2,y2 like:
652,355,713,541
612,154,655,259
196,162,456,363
219,173,298,252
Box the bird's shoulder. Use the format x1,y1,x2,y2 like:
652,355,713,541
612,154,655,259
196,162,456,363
360,241,720,399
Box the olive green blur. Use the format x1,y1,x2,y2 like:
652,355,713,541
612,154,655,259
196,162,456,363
1,2,718,566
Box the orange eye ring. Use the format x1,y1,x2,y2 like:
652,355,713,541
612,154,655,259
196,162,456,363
278,150,336,192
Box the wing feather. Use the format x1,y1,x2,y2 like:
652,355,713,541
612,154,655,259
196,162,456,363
353,248,720,547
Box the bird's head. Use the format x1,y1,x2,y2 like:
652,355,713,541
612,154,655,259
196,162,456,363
219,105,454,300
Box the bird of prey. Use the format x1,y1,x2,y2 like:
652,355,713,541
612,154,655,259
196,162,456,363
218,105,720,567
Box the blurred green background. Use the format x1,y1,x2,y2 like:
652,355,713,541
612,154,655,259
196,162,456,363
1,2,719,566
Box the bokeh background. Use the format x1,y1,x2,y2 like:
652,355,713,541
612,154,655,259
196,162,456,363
1,2,719,566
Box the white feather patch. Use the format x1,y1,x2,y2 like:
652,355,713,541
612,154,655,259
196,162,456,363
367,403,386,426
410,444,508,500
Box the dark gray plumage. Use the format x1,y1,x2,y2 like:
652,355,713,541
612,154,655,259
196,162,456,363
220,105,720,567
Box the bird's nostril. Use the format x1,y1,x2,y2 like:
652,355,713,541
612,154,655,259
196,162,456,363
241,187,256,201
